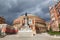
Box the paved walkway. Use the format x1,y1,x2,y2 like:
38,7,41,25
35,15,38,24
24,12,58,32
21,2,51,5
0,33,60,40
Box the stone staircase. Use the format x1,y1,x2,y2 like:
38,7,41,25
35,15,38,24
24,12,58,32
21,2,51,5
17,30,33,37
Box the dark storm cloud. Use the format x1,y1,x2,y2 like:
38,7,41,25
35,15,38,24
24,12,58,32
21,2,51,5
0,0,55,25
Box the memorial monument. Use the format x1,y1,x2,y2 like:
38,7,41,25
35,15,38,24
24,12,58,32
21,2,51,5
18,13,33,36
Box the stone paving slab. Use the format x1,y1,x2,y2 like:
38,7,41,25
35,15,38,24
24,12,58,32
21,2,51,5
0,34,60,40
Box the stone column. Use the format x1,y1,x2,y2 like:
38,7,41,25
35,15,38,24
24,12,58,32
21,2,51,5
1,24,7,36
1,24,7,33
32,25,36,35
32,18,36,35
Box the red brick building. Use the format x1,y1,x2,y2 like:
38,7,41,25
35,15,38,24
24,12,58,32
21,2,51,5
49,1,60,31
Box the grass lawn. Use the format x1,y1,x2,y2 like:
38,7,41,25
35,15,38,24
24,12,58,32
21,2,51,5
48,24,60,35
48,31,60,35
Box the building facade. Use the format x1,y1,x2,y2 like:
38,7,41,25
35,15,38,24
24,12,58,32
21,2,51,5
0,17,5,24
13,14,47,33
49,1,60,31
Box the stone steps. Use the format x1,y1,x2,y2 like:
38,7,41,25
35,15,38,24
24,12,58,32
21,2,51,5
17,31,33,37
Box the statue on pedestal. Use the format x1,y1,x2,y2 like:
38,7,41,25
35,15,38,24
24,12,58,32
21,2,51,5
20,13,31,31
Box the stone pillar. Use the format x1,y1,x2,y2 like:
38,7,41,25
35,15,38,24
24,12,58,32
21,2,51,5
32,18,36,35
1,24,7,36
20,19,23,26
1,24,7,33
55,20,59,31
2,27,6,33
32,25,36,35
47,23,50,31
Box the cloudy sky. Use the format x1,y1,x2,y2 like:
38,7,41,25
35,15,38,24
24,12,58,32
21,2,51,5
0,0,58,25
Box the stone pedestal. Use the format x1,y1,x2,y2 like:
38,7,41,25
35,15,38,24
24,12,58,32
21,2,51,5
18,30,33,37
18,25,33,37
